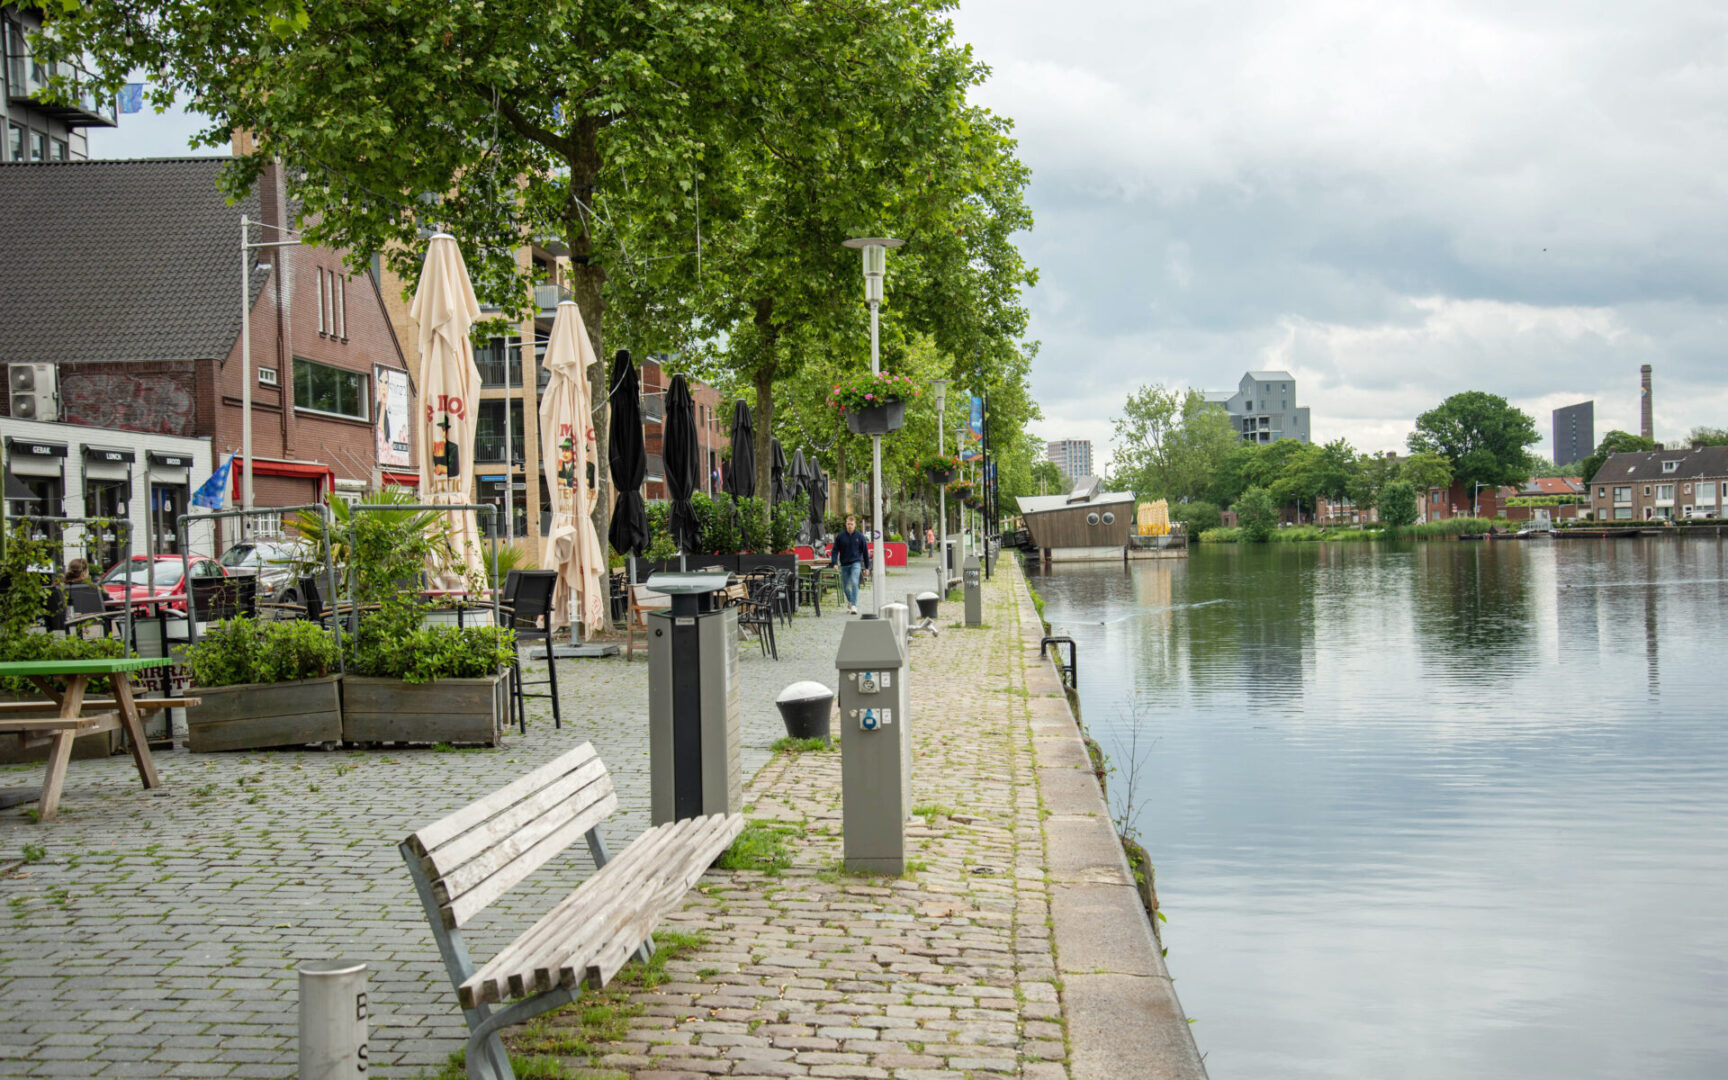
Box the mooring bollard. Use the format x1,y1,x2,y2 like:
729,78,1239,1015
299,959,369,1080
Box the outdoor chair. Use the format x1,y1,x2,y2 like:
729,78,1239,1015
63,583,121,637
624,583,672,662
735,592,778,660
500,570,561,732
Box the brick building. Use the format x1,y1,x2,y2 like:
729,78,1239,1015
1588,446,1728,522
0,157,413,540
638,358,728,502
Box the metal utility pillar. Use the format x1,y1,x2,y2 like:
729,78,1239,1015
836,617,911,874
298,959,368,1080
963,555,982,627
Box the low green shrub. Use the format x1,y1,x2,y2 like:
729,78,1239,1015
0,632,125,696
350,622,515,683
1198,527,1240,543
184,617,341,687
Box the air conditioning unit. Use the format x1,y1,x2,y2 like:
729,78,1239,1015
8,363,58,422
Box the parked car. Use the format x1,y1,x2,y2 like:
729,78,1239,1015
218,539,312,601
99,554,226,615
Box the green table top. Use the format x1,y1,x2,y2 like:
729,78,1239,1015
0,656,175,676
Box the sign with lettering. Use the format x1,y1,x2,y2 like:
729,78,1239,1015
374,366,411,468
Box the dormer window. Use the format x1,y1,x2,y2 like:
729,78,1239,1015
1662,460,1678,474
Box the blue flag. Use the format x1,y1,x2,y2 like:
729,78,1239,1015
192,455,233,510
118,83,145,115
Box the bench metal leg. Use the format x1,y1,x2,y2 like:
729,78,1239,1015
400,842,516,1080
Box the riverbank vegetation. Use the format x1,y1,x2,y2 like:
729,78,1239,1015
1199,516,1503,544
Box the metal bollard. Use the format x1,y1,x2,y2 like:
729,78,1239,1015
299,959,369,1079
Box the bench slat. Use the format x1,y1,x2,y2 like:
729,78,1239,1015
458,813,739,1009
0,712,120,733
424,757,613,904
462,820,696,1007
437,784,619,928
0,698,197,715
409,742,603,857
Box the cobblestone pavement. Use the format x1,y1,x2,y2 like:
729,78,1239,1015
0,563,943,1078
516,559,1072,1080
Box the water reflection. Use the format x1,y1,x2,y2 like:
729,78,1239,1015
1029,539,1728,1080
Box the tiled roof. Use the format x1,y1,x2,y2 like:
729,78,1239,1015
0,158,265,365
1591,447,1728,484
1245,370,1295,381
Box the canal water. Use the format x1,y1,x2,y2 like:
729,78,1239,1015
1029,539,1728,1080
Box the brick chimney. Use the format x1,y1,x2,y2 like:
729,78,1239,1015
1640,364,1653,441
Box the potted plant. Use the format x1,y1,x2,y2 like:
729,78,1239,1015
335,499,515,746
917,451,961,485
828,371,922,435
948,480,974,502
182,617,343,752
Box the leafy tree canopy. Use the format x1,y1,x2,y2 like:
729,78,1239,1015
1109,385,1239,504
1580,430,1656,484
1235,486,1278,542
1399,451,1454,494
1407,391,1539,492
1378,480,1419,528
1687,426,1728,447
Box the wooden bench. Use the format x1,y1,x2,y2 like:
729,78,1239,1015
400,742,743,1080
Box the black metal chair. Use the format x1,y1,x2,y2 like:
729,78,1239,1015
735,587,778,660
500,570,561,732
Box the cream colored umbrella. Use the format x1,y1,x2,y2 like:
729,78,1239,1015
539,300,608,637
409,233,487,589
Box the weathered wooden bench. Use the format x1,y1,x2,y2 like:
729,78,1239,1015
400,742,743,1080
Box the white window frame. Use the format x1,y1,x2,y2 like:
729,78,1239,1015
316,267,326,335
1662,460,1678,473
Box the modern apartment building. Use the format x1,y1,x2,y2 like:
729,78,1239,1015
0,156,414,543
2,3,116,165
1045,439,1093,484
1552,401,1594,467
1204,370,1311,444
1587,446,1728,521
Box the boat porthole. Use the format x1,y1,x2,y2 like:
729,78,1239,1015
1087,512,1100,526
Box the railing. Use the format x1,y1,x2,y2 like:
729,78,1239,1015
1039,636,1077,689
534,283,572,314
5,46,117,126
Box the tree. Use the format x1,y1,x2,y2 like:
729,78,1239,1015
1171,500,1222,534
1235,486,1278,542
1349,452,1402,512
1110,385,1239,503
1687,426,1728,447
1407,392,1539,494
1399,451,1454,496
1271,438,1357,515
1579,430,1657,484
1378,480,1419,528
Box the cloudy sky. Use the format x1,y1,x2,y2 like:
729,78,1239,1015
95,1,1728,466
949,0,1728,466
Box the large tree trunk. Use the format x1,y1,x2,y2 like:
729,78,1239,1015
751,300,779,538
567,117,610,558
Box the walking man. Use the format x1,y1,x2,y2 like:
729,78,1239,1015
829,515,871,615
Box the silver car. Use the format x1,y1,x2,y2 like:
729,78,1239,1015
217,539,311,602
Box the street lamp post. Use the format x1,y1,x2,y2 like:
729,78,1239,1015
240,215,302,531
933,379,949,595
1473,481,1488,518
843,236,903,615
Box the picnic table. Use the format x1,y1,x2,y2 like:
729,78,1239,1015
0,657,196,822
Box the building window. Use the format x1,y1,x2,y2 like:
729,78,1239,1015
1614,507,1633,520
316,267,326,335
293,357,368,420
1663,460,1678,473
1613,487,1631,503
1656,484,1674,503
6,124,21,162
336,273,347,339
1598,487,1606,499
29,129,46,162
1644,485,1651,496
474,399,525,463
476,337,523,388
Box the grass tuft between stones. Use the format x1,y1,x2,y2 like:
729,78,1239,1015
715,820,803,876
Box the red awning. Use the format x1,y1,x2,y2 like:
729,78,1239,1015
381,470,419,487
230,457,338,498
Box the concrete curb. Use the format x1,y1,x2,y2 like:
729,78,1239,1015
1007,558,1209,1080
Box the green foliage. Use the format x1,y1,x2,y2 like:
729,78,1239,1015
0,632,124,697
1580,430,1657,483
349,623,514,684
716,821,802,875
825,371,924,413
1198,527,1240,544
769,494,808,553
771,736,834,754
184,617,340,687
1378,480,1420,529
1398,451,1455,495
1235,486,1279,542
484,544,537,588
1687,426,1728,447
1110,385,1241,503
22,843,45,864
0,520,59,641
1407,391,1540,492
1171,501,1222,534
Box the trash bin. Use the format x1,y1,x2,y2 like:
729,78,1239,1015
916,592,939,619
646,569,740,824
775,681,834,742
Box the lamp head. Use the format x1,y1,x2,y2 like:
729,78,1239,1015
842,236,903,304
932,379,949,411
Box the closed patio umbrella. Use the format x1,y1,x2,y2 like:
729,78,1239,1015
663,375,701,553
787,448,810,539
606,350,648,560
808,468,828,542
408,233,486,589
770,438,788,506
722,400,755,499
538,300,608,637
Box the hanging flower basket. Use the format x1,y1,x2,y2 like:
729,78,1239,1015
845,399,907,436
917,451,961,485
829,371,920,436
948,481,974,501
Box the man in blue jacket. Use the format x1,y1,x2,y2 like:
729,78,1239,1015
828,515,871,615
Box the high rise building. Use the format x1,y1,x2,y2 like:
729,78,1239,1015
1203,370,1311,444
2,5,118,164
1045,439,1094,484
1552,401,1594,466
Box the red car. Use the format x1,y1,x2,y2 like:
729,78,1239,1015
99,554,227,615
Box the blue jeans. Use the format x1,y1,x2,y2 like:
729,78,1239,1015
839,562,863,607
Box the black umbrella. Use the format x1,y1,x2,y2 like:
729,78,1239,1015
786,449,810,542
807,467,828,541
722,400,755,499
770,438,788,505
663,375,702,552
607,350,648,559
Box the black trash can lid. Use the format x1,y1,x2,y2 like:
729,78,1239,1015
917,591,939,601
776,680,834,704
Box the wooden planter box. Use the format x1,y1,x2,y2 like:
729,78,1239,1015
341,673,508,747
186,676,343,753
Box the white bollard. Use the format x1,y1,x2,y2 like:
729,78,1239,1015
299,959,369,1079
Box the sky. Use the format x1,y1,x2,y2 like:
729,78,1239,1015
92,1,1728,468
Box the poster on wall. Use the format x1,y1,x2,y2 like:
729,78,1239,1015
374,366,411,467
